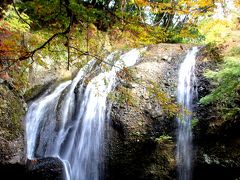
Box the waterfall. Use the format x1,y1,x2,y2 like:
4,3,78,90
25,48,144,180
176,47,198,180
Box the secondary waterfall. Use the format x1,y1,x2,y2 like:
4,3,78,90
176,47,198,180
25,49,143,180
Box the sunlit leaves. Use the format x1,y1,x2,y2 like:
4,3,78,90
18,0,69,29
1,5,31,32
198,18,232,43
118,23,168,46
0,5,32,90
235,0,240,7
0,5,31,60
134,0,149,7
200,48,240,120
150,0,216,16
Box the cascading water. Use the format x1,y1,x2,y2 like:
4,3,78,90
176,47,198,180
25,48,144,180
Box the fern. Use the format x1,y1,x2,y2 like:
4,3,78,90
200,52,240,120
200,57,240,105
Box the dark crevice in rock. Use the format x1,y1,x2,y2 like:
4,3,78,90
0,163,29,179
193,164,240,180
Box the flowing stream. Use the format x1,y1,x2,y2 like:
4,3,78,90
176,47,198,180
25,49,144,180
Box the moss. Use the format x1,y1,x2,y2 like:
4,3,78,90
24,84,47,102
24,75,73,102
0,84,25,141
55,76,73,86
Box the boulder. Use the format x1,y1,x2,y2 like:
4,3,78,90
27,157,64,180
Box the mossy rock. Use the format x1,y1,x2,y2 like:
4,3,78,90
0,84,25,141
0,83,25,164
24,77,72,102
107,135,176,180
24,83,51,102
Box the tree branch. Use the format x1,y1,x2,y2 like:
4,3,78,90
16,21,71,62
67,36,70,70
12,0,31,27
69,45,122,69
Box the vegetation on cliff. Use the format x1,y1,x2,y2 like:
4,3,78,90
199,7,240,123
200,47,240,121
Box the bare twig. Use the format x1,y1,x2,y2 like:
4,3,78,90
67,36,70,70
69,45,122,69
12,0,31,27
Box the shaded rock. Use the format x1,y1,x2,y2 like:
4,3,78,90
193,139,240,180
27,157,64,180
26,55,77,102
0,163,29,179
24,81,54,102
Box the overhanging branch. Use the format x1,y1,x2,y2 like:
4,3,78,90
12,0,31,27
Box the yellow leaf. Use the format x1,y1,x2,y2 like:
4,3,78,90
135,0,148,7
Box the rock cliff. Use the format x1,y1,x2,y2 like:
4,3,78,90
107,43,192,180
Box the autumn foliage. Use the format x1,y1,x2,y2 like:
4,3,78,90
0,0,239,90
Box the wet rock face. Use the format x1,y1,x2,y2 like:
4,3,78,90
107,43,193,180
2,43,238,180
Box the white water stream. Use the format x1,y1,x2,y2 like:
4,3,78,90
25,49,143,180
176,47,198,180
